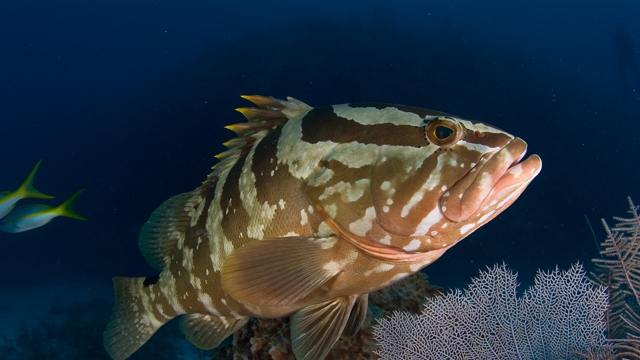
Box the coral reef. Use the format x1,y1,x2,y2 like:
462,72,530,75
373,263,611,360
211,272,443,360
592,197,640,358
369,197,640,360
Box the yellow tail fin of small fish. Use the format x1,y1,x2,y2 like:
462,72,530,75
54,189,86,221
17,159,54,200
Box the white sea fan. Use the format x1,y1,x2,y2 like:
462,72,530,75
373,263,611,360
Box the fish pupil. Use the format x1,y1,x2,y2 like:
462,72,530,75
434,125,454,140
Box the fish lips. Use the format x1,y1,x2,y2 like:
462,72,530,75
440,137,542,223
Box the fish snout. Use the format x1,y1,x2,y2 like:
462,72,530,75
440,137,541,222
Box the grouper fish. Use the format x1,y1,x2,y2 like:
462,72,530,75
104,96,542,360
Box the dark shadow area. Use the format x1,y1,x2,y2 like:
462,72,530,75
0,298,203,360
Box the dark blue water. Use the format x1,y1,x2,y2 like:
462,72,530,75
1,0,639,358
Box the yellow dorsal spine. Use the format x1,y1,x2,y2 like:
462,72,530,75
17,159,54,200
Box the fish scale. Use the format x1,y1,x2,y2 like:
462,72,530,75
104,95,542,360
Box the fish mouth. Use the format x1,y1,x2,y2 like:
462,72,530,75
440,137,542,222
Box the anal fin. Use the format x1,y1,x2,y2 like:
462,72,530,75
291,295,358,360
342,293,368,338
179,313,248,350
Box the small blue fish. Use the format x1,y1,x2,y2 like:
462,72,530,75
0,189,86,233
0,159,54,219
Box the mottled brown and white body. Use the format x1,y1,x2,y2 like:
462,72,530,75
104,96,542,360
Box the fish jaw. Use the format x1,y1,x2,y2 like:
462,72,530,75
441,137,542,223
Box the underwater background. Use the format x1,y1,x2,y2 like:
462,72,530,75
1,0,639,358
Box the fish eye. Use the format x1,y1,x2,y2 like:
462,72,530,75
434,125,454,140
425,118,462,146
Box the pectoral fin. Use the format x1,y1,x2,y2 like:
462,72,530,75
221,236,343,306
291,295,358,360
179,313,248,350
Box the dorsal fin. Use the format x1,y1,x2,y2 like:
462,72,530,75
138,191,202,271
208,95,312,179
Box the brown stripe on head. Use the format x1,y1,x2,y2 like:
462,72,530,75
304,158,376,235
347,103,450,118
300,106,428,147
458,123,514,149
368,146,440,236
